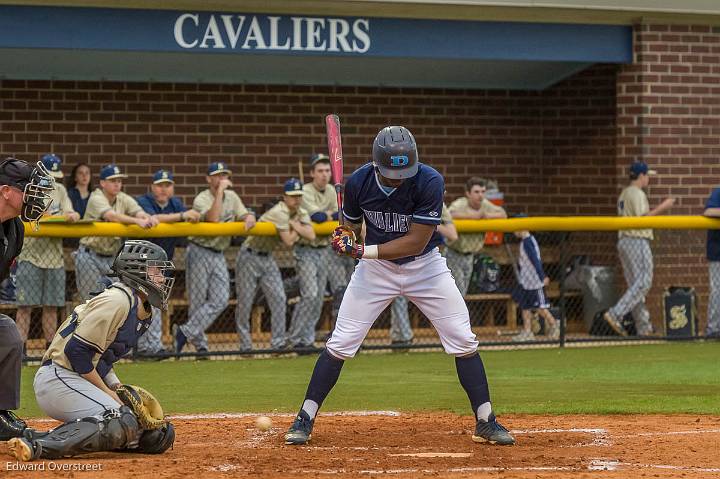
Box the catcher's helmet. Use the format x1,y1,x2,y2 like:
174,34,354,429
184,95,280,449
372,126,419,180
112,240,175,310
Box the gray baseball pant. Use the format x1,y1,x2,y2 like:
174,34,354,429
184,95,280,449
445,248,475,296
609,237,654,336
73,247,114,301
235,249,287,350
390,296,414,342
289,246,328,347
136,307,164,354
707,261,720,336
34,364,121,422
0,315,23,410
180,243,229,351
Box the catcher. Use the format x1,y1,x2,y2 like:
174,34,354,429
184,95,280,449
6,240,175,461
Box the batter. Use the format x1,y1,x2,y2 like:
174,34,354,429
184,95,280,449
284,126,514,446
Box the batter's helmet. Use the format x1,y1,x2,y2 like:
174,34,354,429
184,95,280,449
372,126,419,180
112,240,175,310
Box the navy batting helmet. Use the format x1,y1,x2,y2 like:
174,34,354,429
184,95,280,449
372,126,419,180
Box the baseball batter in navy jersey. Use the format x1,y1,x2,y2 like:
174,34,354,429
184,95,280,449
285,126,514,446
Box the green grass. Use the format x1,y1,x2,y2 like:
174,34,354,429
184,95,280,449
17,343,720,418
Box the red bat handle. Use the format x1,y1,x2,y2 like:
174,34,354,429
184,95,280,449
326,114,345,227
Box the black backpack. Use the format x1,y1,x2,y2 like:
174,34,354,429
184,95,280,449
468,254,500,294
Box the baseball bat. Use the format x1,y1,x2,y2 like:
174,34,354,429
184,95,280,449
298,159,305,184
325,114,345,225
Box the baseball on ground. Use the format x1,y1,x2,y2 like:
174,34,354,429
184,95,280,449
255,416,272,431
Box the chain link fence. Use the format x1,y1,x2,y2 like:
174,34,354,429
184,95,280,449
8,224,712,361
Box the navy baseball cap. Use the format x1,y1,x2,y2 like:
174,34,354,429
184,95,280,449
630,161,657,176
284,178,304,196
41,154,63,179
153,169,174,184
208,162,232,176
99,164,128,180
310,153,329,166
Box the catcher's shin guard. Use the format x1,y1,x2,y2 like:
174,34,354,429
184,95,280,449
17,406,140,460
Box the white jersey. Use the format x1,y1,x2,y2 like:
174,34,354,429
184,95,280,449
518,235,545,290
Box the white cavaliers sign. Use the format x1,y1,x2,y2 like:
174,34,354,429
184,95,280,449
174,14,371,53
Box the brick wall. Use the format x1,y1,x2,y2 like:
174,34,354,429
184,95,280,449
3,23,716,335
615,23,720,333
0,66,617,215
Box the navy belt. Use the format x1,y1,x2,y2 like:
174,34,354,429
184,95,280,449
81,246,113,258
245,248,269,257
41,359,52,367
190,241,223,254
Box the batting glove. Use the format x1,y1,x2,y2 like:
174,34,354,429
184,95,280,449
331,226,365,259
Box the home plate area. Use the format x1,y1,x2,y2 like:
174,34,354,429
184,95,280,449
2,413,720,478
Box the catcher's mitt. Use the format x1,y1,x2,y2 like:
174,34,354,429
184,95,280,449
116,384,167,430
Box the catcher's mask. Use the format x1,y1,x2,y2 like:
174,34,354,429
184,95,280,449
0,158,55,228
112,240,175,310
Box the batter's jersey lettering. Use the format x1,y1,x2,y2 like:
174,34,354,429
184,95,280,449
343,163,444,264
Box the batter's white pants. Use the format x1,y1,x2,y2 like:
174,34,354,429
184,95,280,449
326,249,478,359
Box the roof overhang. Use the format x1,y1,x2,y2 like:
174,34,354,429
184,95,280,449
0,5,632,89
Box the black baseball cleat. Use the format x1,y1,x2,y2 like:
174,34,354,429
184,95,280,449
603,311,628,337
173,325,188,354
472,413,515,445
284,410,314,445
0,410,27,441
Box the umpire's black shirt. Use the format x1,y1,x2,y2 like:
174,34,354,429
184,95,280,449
0,217,23,281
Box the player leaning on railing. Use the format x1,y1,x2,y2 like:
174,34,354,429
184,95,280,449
285,126,515,447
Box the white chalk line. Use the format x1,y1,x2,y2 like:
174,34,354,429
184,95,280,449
208,427,720,475
261,462,720,475
617,428,720,438
590,459,720,473
512,427,612,447
30,410,402,423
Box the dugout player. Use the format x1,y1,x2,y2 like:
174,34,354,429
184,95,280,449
285,126,515,446
6,240,175,461
178,162,256,355
15,154,80,352
703,188,720,338
603,161,675,336
75,164,157,300
135,170,200,358
288,154,340,350
511,224,559,342
237,178,315,350
0,158,54,441
447,178,507,296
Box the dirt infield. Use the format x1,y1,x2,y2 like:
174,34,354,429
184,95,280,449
2,413,720,478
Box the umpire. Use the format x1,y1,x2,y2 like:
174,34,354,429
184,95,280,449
0,157,54,440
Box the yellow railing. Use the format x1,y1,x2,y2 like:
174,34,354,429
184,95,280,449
24,215,720,238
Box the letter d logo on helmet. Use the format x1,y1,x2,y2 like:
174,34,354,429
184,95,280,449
373,126,419,180
390,155,409,167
